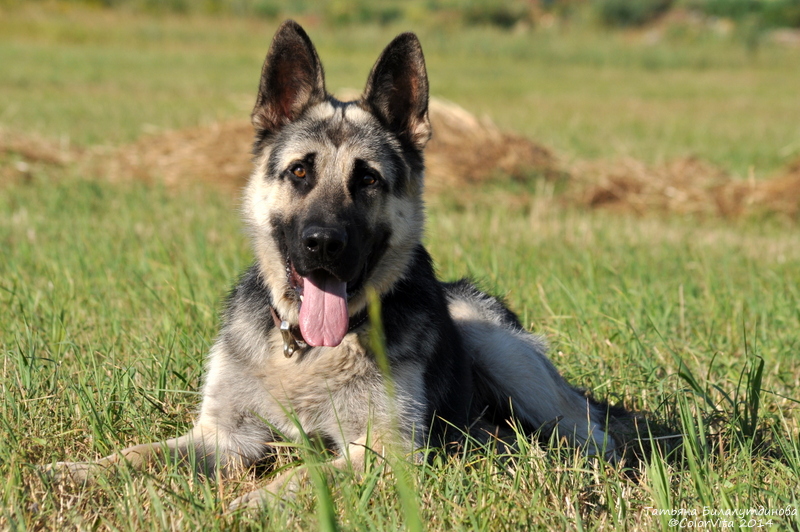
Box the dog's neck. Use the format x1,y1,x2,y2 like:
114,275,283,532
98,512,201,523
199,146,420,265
269,305,368,358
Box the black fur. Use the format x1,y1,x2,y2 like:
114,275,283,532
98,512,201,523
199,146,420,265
380,246,474,446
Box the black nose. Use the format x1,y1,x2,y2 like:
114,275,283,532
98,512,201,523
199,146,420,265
302,225,348,262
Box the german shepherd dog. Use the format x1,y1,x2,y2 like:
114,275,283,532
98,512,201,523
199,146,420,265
49,20,622,509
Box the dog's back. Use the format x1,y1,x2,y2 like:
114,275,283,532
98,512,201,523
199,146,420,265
446,281,619,457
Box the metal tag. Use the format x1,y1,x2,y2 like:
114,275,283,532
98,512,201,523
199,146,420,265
280,320,300,358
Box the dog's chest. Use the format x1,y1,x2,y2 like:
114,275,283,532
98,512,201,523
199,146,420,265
260,331,386,441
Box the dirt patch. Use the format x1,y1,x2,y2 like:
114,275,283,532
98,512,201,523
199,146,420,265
99,120,253,190
570,156,800,219
2,102,798,220
423,98,561,192
0,129,81,184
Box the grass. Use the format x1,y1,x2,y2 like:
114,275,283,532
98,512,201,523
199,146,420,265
2,4,800,531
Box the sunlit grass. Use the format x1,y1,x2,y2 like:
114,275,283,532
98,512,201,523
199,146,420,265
2,176,799,529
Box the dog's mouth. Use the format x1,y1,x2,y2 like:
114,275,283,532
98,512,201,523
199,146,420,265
285,258,368,347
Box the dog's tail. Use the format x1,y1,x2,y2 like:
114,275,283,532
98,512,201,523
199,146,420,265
444,280,623,460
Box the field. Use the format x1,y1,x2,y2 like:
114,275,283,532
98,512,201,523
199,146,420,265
2,3,800,530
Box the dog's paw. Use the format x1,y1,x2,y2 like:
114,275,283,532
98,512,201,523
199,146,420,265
228,476,299,512
42,461,103,485
228,488,270,511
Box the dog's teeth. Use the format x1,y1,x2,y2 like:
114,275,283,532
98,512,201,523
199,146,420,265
299,295,304,302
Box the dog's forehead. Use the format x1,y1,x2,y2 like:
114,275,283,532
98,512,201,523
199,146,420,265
274,100,399,166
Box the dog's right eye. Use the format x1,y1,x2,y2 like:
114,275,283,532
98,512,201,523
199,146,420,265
290,164,306,179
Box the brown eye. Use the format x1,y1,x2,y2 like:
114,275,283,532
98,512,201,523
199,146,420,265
291,164,306,179
362,173,377,186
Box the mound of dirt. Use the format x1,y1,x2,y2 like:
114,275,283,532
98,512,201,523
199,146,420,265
571,156,800,218
0,129,80,184
423,98,561,192
100,120,252,189
3,101,798,220
96,96,561,193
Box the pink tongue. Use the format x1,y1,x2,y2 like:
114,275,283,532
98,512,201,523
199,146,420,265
299,271,349,347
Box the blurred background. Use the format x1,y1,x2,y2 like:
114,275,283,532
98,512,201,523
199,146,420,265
2,0,799,216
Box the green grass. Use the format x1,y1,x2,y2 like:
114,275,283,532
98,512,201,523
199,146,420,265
2,4,800,531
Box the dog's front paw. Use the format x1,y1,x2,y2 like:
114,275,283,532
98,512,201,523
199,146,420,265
229,476,300,512
42,461,104,485
228,468,302,512
229,488,270,511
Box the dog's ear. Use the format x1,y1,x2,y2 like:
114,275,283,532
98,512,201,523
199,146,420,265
252,20,326,136
363,33,431,151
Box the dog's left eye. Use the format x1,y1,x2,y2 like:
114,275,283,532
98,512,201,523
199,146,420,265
361,172,377,186
353,160,380,189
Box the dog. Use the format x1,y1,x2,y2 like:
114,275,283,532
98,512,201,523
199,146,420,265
48,20,623,510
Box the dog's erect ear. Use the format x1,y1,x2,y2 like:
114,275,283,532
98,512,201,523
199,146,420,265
251,20,326,136
363,33,431,151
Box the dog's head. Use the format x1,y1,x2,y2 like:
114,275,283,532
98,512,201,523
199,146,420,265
243,20,431,347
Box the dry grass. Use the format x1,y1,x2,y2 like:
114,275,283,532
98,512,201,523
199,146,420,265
2,102,799,220
99,120,253,190
0,129,80,184
571,156,800,218
422,98,561,191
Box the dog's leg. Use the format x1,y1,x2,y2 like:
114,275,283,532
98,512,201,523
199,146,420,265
447,286,618,459
45,430,197,485
464,320,617,458
46,337,279,485
44,424,264,485
228,434,384,511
